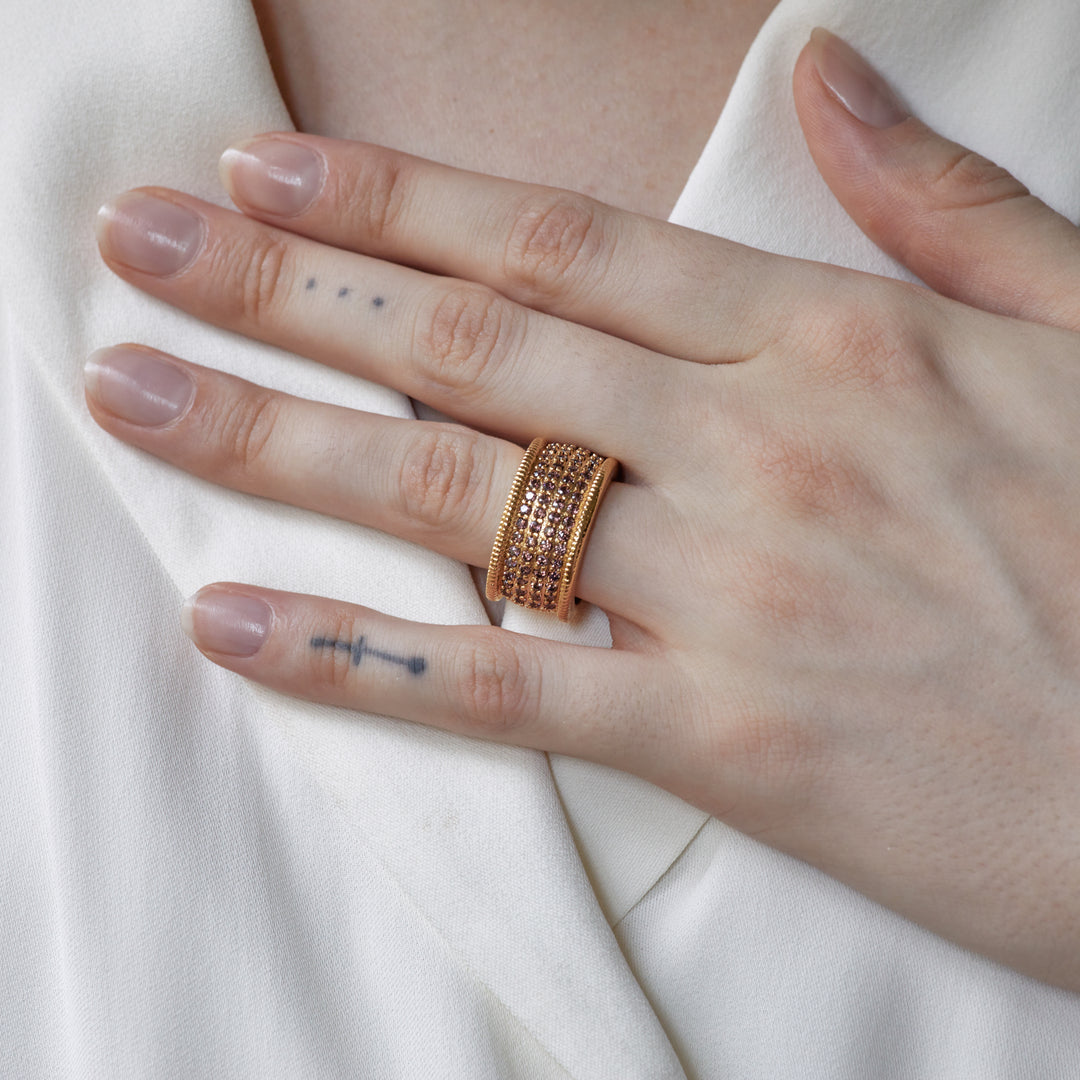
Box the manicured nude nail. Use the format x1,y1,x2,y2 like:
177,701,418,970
182,588,272,657
809,28,908,128
96,191,205,276
85,346,195,426
220,138,326,217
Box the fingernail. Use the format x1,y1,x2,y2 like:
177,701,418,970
810,28,908,129
85,346,195,426
96,191,205,276
181,588,272,657
220,137,326,217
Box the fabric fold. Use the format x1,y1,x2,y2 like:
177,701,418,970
1,0,685,1074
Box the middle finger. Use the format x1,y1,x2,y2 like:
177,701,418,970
96,188,678,478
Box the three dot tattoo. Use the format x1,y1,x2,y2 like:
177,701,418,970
305,277,385,309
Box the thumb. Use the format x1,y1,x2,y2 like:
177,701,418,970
794,28,1080,332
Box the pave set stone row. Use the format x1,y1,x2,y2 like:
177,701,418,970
500,441,603,612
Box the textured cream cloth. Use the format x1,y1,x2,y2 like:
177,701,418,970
2,0,1079,1077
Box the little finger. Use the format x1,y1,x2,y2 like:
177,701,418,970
182,582,676,772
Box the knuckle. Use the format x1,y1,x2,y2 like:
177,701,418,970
502,190,613,302
207,388,284,473
307,610,363,691
726,382,875,524
817,299,902,389
449,629,537,735
720,704,822,799
330,148,410,246
792,285,936,396
925,146,1030,210
674,673,824,814
413,284,517,398
397,427,488,534
743,421,869,522
209,230,293,324
723,544,818,630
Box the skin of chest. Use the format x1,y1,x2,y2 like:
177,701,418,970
250,0,779,217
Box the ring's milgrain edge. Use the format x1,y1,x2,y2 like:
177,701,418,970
556,455,618,620
485,437,546,602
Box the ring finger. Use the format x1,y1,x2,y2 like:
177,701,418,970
84,344,664,622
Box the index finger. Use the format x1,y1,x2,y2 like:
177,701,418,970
219,134,805,361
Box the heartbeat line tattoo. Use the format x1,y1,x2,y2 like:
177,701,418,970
310,635,426,676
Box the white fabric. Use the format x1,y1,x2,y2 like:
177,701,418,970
3,0,1080,1076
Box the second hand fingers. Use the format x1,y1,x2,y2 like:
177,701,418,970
84,344,660,623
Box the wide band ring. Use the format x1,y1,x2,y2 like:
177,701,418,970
486,438,619,620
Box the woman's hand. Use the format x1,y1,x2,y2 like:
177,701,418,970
86,30,1080,989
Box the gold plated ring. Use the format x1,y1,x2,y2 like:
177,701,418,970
486,438,618,620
